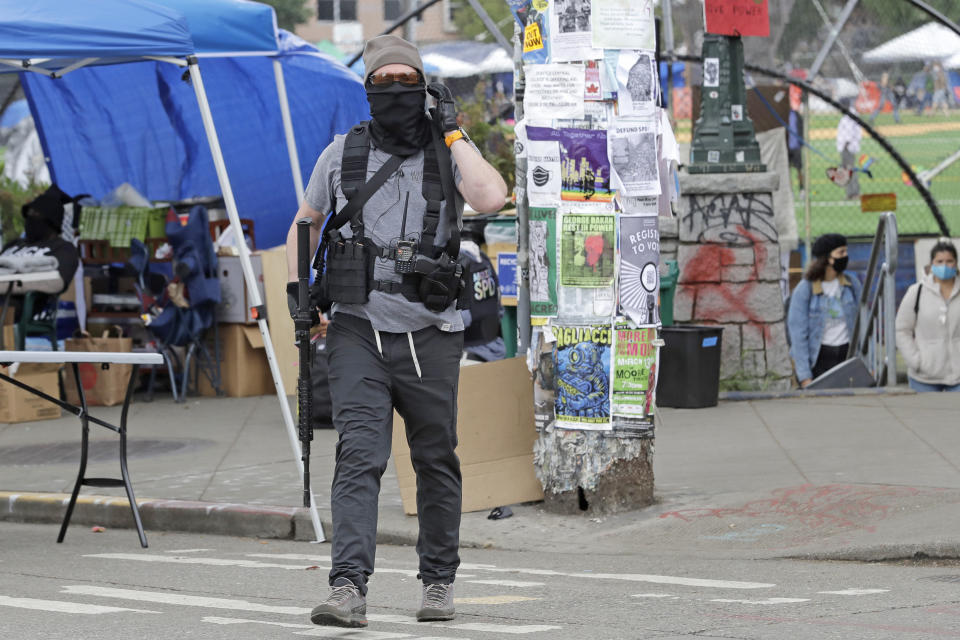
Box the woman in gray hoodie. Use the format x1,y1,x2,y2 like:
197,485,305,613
896,240,960,391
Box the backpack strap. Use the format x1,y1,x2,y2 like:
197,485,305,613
419,141,444,257
428,112,461,258
914,283,922,315
328,154,403,236
340,122,370,201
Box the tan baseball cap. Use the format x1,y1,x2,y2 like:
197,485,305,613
362,34,425,82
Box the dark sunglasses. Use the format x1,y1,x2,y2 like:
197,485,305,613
367,71,423,88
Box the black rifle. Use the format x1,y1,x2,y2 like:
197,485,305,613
295,219,314,508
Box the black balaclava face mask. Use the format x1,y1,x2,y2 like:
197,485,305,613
366,83,431,156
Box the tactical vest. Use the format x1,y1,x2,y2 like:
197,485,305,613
458,250,501,347
317,120,464,313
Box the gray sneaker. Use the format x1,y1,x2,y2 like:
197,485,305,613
310,581,367,628
417,582,455,622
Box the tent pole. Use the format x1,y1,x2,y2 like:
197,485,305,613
273,59,305,204
187,58,324,543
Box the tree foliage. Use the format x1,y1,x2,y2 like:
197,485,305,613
861,0,960,38
259,0,311,32
453,0,514,43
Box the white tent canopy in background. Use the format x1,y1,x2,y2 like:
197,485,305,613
862,22,960,65
419,41,514,78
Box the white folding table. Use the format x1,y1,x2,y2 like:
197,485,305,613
0,350,164,547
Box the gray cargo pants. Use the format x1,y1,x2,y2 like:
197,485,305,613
325,312,463,595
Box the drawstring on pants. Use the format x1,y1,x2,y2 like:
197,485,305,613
371,324,421,382
407,332,422,382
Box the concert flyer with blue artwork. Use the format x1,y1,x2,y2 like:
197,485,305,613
553,324,613,430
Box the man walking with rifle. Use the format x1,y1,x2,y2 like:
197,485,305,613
285,34,507,628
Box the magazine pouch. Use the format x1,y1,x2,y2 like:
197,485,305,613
321,232,370,305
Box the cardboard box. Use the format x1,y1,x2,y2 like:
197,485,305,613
215,255,265,324
0,363,62,423
259,247,298,395
392,357,543,514
198,323,275,397
3,313,14,349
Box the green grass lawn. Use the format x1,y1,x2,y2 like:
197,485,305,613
794,111,960,241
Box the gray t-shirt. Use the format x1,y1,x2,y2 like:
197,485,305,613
304,132,466,334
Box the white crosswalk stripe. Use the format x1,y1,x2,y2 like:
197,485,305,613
90,551,775,591
62,585,310,615
84,553,323,571
245,554,774,590
0,594,160,615
462,580,544,588
203,617,414,639
59,585,560,635
368,614,560,634
710,597,810,605
90,552,431,577
47,549,894,636
456,562,774,589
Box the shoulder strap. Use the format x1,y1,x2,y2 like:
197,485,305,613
326,152,404,235
914,282,922,315
419,141,444,254
429,116,461,257
340,122,371,201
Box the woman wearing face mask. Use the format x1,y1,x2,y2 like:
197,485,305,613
895,240,960,391
787,233,863,388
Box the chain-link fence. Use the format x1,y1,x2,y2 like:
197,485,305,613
666,0,960,242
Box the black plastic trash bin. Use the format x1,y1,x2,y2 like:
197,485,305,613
656,326,724,408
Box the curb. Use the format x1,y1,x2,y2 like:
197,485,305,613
785,542,960,563
0,491,329,543
719,386,916,402
0,491,510,550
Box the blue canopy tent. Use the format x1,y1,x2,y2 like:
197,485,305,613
0,0,348,542
20,31,367,249
16,1,367,249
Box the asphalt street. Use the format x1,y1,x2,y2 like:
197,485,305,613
4,521,960,639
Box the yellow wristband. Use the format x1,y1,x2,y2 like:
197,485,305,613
444,129,465,148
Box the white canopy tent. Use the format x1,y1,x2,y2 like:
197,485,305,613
419,41,514,78
0,0,325,541
862,22,960,65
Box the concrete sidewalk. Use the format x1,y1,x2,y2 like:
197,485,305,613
2,389,960,561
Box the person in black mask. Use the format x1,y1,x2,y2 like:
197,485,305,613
0,187,79,346
284,35,507,629
787,233,862,387
0,187,79,297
